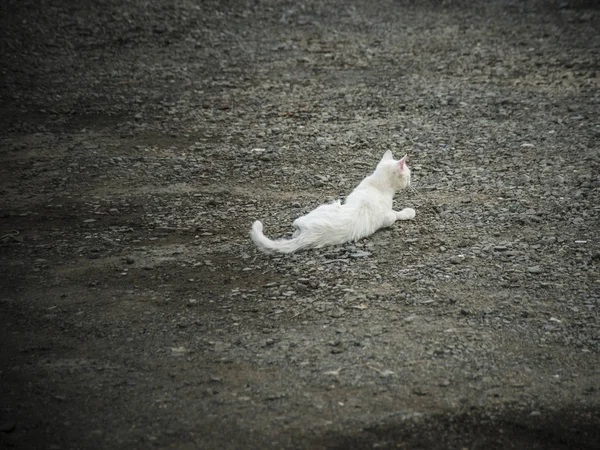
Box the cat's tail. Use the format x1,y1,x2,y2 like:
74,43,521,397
250,220,304,254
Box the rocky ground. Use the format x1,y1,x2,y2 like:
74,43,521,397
1,0,599,449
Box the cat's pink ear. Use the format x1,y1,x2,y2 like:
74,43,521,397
398,154,407,169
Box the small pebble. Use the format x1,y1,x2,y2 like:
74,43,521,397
350,251,372,258
0,420,16,433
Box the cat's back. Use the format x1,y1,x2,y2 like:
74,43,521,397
345,179,392,210
293,200,342,228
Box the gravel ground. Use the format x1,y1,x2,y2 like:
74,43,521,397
1,0,599,449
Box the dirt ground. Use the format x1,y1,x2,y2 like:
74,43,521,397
1,0,599,449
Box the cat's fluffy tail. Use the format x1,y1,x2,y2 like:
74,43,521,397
250,221,304,254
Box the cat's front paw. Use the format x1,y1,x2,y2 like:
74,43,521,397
397,208,416,220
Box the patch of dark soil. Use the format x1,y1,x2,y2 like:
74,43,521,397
318,407,600,450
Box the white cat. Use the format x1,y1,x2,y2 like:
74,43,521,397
250,150,415,254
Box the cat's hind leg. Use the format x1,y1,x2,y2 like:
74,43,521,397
395,208,416,220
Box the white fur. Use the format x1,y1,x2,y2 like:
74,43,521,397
250,151,415,254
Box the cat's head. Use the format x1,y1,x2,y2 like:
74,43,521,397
375,150,411,190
